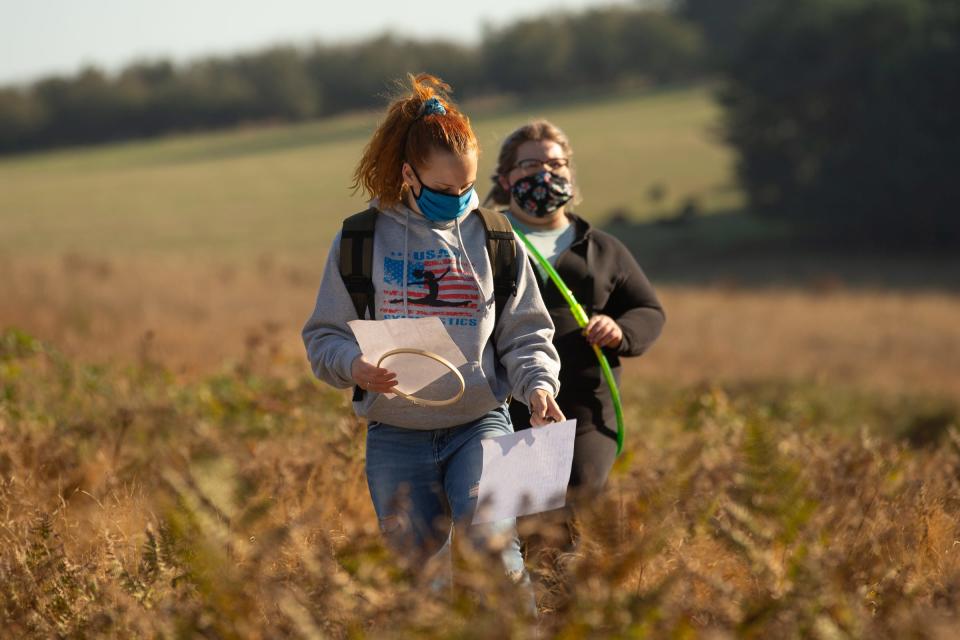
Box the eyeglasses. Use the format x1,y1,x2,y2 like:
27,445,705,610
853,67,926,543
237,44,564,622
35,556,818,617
513,157,570,172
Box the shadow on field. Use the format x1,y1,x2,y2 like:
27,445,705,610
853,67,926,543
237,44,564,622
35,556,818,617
605,209,960,292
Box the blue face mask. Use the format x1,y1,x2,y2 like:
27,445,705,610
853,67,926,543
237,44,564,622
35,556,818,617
410,165,475,222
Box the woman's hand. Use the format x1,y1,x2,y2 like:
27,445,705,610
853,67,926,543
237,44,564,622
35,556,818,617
351,356,398,394
529,389,565,427
584,314,623,349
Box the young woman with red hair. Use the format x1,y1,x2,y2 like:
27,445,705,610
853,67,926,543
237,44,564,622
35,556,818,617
302,75,563,592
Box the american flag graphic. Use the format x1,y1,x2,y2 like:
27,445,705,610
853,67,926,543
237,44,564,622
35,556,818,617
380,249,480,319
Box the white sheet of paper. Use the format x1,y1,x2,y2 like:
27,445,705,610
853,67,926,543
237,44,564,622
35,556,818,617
347,317,467,398
472,419,577,525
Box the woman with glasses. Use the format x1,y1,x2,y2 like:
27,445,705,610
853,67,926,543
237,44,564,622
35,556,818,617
485,120,666,516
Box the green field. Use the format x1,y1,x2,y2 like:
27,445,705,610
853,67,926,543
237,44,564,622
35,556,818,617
0,84,740,256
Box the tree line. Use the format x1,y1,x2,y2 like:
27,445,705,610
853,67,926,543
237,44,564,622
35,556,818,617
0,6,704,154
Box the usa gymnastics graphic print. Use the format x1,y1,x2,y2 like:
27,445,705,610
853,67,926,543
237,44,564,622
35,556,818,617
380,247,480,327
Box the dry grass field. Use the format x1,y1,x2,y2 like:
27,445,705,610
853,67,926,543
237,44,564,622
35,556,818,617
3,254,959,637
2,324,960,638
2,254,959,398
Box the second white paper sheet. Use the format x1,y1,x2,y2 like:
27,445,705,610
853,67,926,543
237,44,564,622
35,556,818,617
472,419,577,525
347,317,467,398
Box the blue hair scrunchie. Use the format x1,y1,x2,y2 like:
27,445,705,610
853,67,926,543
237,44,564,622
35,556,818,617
420,97,447,117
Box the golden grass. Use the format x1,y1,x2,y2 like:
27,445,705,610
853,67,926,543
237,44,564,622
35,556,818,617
3,253,959,399
626,285,960,398
1,333,959,637
4,254,958,636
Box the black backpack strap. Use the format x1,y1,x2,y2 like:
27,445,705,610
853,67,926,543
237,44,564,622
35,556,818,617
475,208,519,328
339,207,379,321
339,207,378,401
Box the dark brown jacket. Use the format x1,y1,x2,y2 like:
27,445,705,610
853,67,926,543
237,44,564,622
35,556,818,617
509,213,665,439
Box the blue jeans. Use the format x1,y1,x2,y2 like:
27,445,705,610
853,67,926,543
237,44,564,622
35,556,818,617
365,404,527,581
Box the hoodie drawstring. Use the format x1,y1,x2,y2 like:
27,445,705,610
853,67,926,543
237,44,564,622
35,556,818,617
403,210,410,319
455,215,486,314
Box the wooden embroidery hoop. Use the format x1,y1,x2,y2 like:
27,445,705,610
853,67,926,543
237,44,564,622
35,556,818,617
376,348,465,407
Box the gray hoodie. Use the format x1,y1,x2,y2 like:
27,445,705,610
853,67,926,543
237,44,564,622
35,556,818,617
302,198,561,430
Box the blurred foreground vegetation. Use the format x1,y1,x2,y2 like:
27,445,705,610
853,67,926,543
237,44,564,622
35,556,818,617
2,327,959,638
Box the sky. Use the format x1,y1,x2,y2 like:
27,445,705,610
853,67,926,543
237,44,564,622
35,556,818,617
0,0,643,86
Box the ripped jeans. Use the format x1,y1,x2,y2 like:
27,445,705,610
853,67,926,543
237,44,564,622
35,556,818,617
364,404,528,583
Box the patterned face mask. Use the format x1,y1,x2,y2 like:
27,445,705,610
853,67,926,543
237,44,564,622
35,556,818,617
510,171,573,218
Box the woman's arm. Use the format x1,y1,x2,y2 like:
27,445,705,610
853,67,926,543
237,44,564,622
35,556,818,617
301,233,365,389
603,240,666,358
